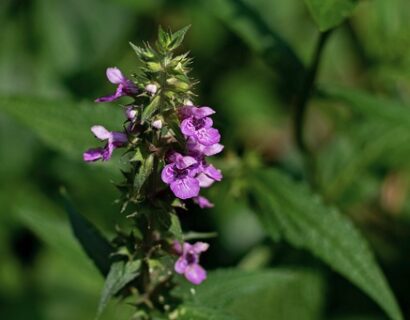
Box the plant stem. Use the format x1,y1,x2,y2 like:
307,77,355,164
294,29,332,185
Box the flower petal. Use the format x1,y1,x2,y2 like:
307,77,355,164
202,143,224,156
196,173,215,188
194,196,214,209
106,67,124,84
83,148,104,162
91,126,111,140
184,264,207,285
101,144,114,161
192,106,215,118
95,93,120,103
161,164,176,184
110,132,128,144
180,118,196,136
174,257,188,274
204,164,223,181
195,127,221,146
175,155,197,170
203,117,213,128
192,242,209,253
170,177,200,199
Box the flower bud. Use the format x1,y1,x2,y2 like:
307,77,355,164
166,77,189,91
147,62,162,72
145,84,158,95
152,119,163,129
125,106,138,121
184,99,194,106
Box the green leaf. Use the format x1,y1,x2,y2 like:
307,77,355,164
133,153,154,192
8,184,97,273
141,95,161,122
169,25,191,51
319,87,410,198
97,260,141,318
177,306,236,320
323,86,410,126
205,0,305,101
303,0,359,31
0,95,123,160
62,191,113,277
169,213,183,242
250,169,403,320
177,269,324,320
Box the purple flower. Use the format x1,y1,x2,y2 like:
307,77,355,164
174,241,209,285
83,126,127,162
180,106,220,146
161,153,200,199
196,163,223,188
95,67,138,102
187,137,224,157
193,196,214,209
188,150,223,188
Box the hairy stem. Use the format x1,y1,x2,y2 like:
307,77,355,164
294,29,332,185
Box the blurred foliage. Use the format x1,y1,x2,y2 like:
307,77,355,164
1,0,410,319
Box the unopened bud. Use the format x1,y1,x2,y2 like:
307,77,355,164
147,62,162,72
184,99,194,106
167,77,189,90
145,84,158,95
152,119,163,129
125,106,137,121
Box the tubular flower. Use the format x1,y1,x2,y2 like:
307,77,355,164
180,106,221,146
83,125,127,162
161,105,223,205
174,241,209,285
95,67,138,102
161,153,200,199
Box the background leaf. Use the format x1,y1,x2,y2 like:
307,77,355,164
250,169,403,320
205,0,306,101
318,87,410,198
177,268,324,320
303,0,359,31
62,192,113,276
97,260,141,318
0,95,124,160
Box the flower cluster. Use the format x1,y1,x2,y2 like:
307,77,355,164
83,67,137,162
161,106,223,207
82,27,218,298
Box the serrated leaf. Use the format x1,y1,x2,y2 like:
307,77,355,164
97,260,141,318
303,0,359,31
169,213,183,242
169,25,191,51
134,153,154,192
141,95,161,122
177,269,324,320
0,95,123,161
250,169,402,320
205,0,305,101
62,191,113,276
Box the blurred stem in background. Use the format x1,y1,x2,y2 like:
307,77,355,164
294,29,332,188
